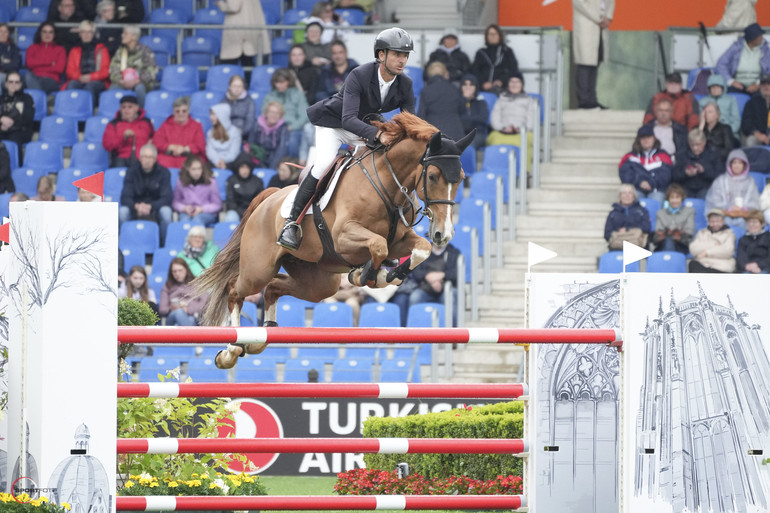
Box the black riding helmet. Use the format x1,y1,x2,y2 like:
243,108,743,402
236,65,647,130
373,27,414,59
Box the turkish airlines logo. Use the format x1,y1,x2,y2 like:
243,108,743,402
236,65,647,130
218,399,284,474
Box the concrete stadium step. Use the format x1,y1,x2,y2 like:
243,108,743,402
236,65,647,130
538,162,619,179
452,344,525,366
550,151,623,165
513,227,606,242
551,137,630,153
527,201,610,215
562,109,645,133
526,187,618,204
504,239,609,257
539,172,620,188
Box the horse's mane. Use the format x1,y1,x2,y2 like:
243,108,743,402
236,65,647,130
373,112,438,145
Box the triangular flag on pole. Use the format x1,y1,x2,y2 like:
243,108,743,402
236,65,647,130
73,171,105,200
527,242,558,272
622,240,651,270
0,221,9,244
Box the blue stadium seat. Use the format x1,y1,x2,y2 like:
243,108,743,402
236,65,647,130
151,247,179,275
11,167,47,196
139,35,176,67
186,367,229,382
212,168,231,200
56,167,95,201
38,115,79,147
462,195,496,229
250,65,278,93
84,116,111,143
283,358,324,382
254,167,276,184
479,92,497,122
194,8,225,51
143,90,176,121
728,92,751,118
402,67,423,96
391,346,421,361
749,171,766,193
181,35,217,72
380,358,420,382
638,197,660,232
205,65,243,95
148,271,165,301
282,8,308,26
406,302,445,327
70,142,110,171
119,220,160,255
14,6,45,22
257,344,292,361
168,167,179,188
528,93,544,123
24,88,46,121
160,64,199,95
358,303,400,328
451,223,481,282
294,0,316,11
598,251,640,273
2,140,18,169
731,225,745,250
684,197,706,231
0,192,11,218
23,141,63,174
190,90,221,121
121,245,145,273
275,297,308,327
330,359,373,382
334,8,366,26
164,220,204,250
312,302,354,327
16,27,35,51
471,170,507,204
151,346,196,359
249,91,264,112
239,300,260,327
344,346,381,361
235,359,278,382
270,36,292,67
163,0,193,21
482,144,519,176
212,221,238,247
103,167,126,202
138,368,179,382
460,145,476,176
53,90,93,121
0,2,13,22
259,0,280,23
150,8,187,40
686,67,713,90
646,251,687,273
98,89,135,118
296,345,340,362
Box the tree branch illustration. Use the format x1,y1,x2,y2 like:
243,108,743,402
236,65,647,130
11,220,43,306
43,226,110,303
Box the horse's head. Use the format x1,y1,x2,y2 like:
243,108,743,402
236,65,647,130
417,129,475,246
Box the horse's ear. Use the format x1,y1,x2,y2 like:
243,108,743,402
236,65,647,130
428,131,443,154
456,129,476,153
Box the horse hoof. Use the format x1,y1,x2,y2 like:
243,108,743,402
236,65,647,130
264,321,278,327
214,350,230,369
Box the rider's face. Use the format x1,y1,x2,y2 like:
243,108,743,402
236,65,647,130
381,50,409,77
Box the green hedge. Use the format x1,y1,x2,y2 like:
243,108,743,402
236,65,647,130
362,401,524,481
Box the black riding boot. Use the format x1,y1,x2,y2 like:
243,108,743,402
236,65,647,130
277,175,319,250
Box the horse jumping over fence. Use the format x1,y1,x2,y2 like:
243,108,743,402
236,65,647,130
193,113,474,369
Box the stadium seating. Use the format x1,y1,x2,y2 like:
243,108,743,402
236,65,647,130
16,27,35,51
380,358,420,382
479,91,497,121
70,142,110,171
728,92,751,118
646,251,687,273
164,220,204,250
14,6,46,22
254,167,276,185
143,90,176,121
103,167,127,202
358,303,401,328
163,0,194,21
270,36,293,67
186,360,228,382
39,115,79,147
84,116,111,143
194,7,225,51
334,8,366,26
147,271,165,301
212,168,231,200
255,345,292,361
249,91,264,112
250,65,278,93
684,198,706,231
0,5,11,22
11,167,47,196
205,65,243,95
451,223,481,282
2,140,18,169
330,359,373,382
283,358,324,382
296,345,340,362
119,220,160,255
24,89,47,121
344,346,381,361
482,144,519,176
160,64,199,95
181,36,217,74
190,90,221,121
0,192,11,218
311,302,354,327
460,145,476,176
471,170,506,203
235,359,277,382
402,66,423,96
598,251,641,273
462,195,496,229
56,167,95,201
638,197,660,231
275,298,308,327
239,300,260,327
149,8,187,40
98,89,135,118
151,346,196,360
121,246,145,273
151,247,179,276
212,221,238,247
23,141,63,174
52,90,93,121
139,35,175,67
749,171,766,193
259,0,281,24
406,302,445,328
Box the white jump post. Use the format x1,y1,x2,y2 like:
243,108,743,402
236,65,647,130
4,201,117,512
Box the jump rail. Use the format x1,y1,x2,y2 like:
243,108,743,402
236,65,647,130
118,382,529,399
117,326,623,348
117,494,527,511
117,438,529,455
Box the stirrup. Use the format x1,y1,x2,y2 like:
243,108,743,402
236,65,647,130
277,220,303,250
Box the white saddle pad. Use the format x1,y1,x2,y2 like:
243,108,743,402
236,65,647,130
279,158,350,219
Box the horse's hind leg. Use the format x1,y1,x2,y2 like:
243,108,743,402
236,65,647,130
215,276,268,369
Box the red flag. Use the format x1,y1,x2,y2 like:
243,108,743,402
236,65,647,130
0,222,8,243
73,171,105,200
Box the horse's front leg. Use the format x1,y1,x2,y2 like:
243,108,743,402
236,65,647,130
337,225,390,287
383,229,433,285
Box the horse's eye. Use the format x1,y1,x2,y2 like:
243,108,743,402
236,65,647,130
428,172,439,183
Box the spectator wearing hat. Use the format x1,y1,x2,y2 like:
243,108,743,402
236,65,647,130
487,73,537,169
102,95,154,167
424,34,471,86
672,128,722,199
64,21,111,106
736,210,770,273
715,23,770,94
652,183,695,254
108,26,158,107
639,97,688,160
223,153,264,223
459,74,489,150
619,124,672,204
688,209,736,273
705,148,760,229
740,74,770,146
643,72,700,130
417,61,465,141
698,74,740,137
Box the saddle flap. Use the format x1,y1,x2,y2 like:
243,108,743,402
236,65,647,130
280,154,353,219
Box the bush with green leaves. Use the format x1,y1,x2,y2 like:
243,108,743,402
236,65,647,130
0,493,72,512
362,401,524,481
117,297,158,361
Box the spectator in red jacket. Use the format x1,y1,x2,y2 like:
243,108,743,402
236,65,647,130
643,72,700,130
24,22,66,95
102,95,154,167
64,21,111,107
152,96,206,169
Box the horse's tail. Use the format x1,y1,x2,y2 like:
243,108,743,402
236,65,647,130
194,187,281,326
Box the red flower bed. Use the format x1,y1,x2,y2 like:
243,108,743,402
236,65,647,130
334,469,523,496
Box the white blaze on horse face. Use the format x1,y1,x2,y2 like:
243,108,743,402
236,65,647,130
443,183,455,241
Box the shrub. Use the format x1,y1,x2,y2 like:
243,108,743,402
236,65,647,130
0,493,72,512
117,297,158,362
334,469,523,496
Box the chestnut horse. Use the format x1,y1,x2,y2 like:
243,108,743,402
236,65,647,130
193,113,474,369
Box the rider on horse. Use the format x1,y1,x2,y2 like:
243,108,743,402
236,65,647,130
276,27,417,251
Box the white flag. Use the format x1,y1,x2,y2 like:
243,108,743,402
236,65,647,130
528,242,558,272
622,240,651,270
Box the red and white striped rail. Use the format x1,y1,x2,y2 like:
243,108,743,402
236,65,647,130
118,326,622,347
117,382,528,399
117,437,529,455
117,494,527,511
